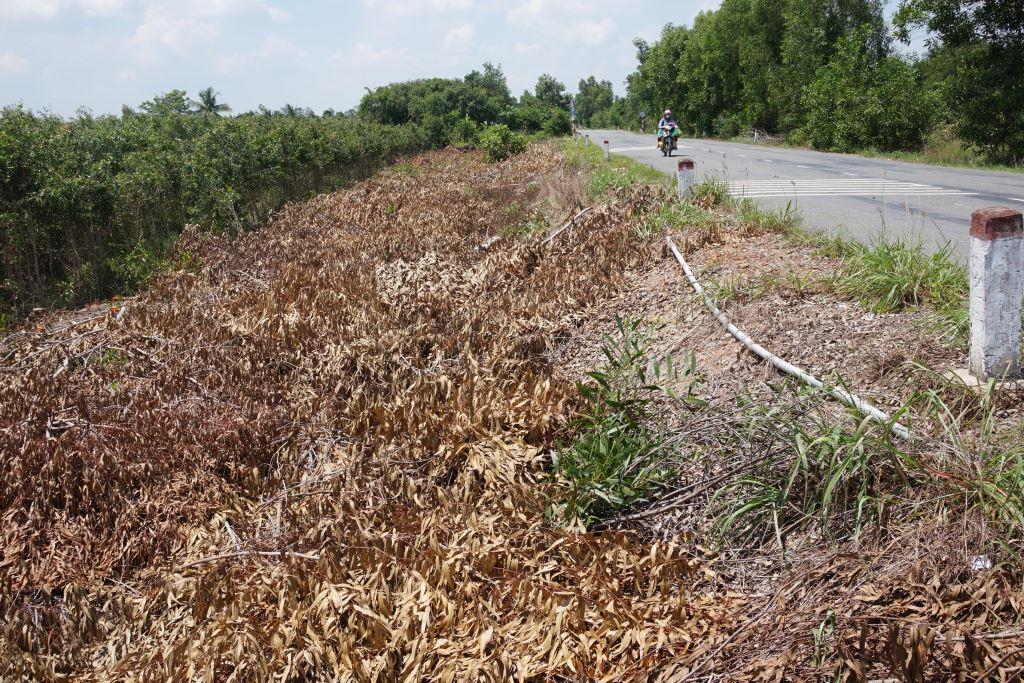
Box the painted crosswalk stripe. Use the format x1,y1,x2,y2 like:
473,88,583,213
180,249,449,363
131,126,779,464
727,178,978,198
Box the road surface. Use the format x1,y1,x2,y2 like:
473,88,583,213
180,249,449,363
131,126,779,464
581,128,1024,259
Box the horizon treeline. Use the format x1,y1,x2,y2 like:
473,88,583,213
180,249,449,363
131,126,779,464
580,0,1021,165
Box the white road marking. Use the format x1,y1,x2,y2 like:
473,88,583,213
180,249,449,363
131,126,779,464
1010,197,1024,203
763,159,774,163
727,178,978,198
842,172,858,176
735,154,746,157
797,165,809,169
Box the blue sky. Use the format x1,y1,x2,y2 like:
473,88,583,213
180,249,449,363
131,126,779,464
1,0,919,116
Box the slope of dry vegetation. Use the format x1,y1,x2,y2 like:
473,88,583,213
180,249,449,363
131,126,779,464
0,145,740,680
5,139,1024,681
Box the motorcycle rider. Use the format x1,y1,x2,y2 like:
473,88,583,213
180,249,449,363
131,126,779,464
658,109,677,132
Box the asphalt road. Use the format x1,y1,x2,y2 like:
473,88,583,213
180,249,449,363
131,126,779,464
581,128,1024,260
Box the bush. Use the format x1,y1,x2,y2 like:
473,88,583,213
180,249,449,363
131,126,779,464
480,124,527,162
450,116,480,148
542,109,572,137
0,102,428,317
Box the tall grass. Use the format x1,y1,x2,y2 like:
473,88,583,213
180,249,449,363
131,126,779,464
714,389,917,545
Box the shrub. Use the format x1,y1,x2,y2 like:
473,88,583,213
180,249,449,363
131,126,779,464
0,103,428,317
553,317,686,524
542,110,572,137
450,116,480,148
480,124,527,162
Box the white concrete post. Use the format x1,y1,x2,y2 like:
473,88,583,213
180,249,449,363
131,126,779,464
969,207,1024,380
676,159,695,199
584,134,590,146
603,139,610,161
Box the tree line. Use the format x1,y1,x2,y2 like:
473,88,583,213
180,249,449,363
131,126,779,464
573,0,1022,165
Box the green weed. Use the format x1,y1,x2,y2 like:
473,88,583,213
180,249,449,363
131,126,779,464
552,316,693,525
689,178,731,208
836,237,969,344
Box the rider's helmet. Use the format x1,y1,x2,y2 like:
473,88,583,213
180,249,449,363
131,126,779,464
664,109,672,116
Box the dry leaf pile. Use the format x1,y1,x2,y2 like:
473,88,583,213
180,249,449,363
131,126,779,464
0,146,738,680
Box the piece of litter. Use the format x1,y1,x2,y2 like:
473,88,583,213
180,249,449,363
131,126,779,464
972,555,993,571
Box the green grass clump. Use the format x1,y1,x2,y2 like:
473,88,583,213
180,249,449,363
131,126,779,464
552,317,693,525
836,238,968,343
643,200,716,235
737,198,801,234
689,178,731,208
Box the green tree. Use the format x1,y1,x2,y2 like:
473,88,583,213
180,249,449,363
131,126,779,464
533,74,571,111
140,90,192,116
575,76,615,126
191,87,231,116
894,0,1024,162
803,28,933,152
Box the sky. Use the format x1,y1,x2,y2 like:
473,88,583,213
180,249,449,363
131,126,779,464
0,0,921,117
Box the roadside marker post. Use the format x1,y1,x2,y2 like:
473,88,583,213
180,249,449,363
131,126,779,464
677,159,695,199
585,134,590,146
603,140,610,161
969,207,1024,380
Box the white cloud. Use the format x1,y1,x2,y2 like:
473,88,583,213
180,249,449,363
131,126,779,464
513,42,541,54
442,22,474,51
129,6,219,58
0,0,131,21
0,51,30,75
361,0,472,14
0,0,60,21
180,0,286,19
576,18,614,45
350,42,410,67
79,0,128,13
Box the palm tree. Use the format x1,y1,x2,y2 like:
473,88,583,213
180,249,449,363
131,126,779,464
279,103,300,117
192,87,231,115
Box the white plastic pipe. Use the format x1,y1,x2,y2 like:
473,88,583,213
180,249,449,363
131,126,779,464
666,236,911,440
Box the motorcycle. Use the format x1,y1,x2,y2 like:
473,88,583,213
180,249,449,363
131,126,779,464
658,124,679,156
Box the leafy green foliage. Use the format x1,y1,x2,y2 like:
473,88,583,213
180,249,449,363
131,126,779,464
894,0,1024,163
574,76,615,126
0,100,426,316
479,124,526,162
358,63,514,145
532,74,571,111
553,317,687,525
803,28,934,152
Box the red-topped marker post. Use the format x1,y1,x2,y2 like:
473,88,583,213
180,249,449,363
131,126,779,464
969,207,1024,380
677,159,695,199
603,139,610,162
